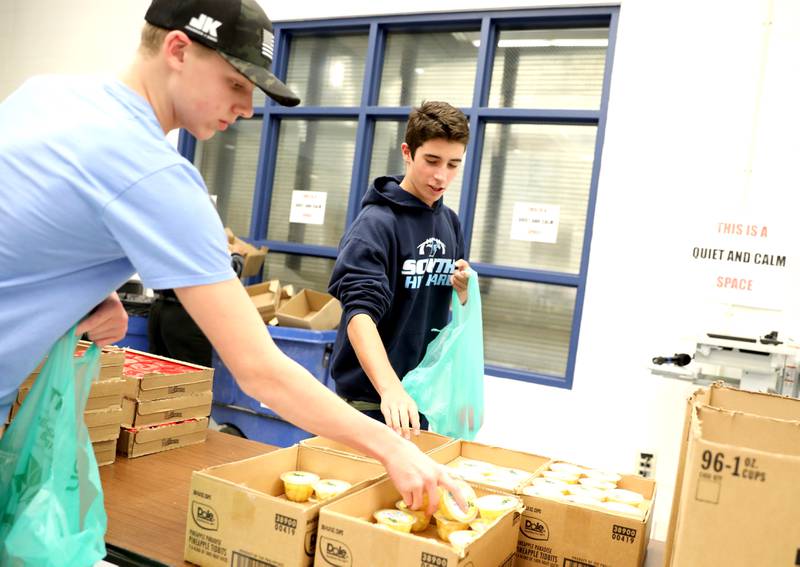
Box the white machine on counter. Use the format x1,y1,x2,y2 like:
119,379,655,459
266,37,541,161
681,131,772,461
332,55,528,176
651,332,800,398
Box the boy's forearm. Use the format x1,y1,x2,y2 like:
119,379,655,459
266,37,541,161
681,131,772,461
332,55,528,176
347,313,402,396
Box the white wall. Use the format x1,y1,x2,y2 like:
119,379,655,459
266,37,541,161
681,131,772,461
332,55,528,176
2,0,797,543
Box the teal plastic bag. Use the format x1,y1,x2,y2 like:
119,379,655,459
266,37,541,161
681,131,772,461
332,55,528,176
0,328,107,566
404,270,484,439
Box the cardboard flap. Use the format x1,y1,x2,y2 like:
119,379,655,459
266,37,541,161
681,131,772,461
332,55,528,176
703,381,800,420
132,417,208,444
301,431,452,461
136,390,213,415
695,405,800,456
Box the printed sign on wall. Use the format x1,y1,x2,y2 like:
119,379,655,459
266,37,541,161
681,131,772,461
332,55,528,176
689,218,791,309
510,202,560,243
289,190,327,225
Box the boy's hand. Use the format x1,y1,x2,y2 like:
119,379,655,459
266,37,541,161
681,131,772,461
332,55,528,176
451,259,470,305
76,292,128,347
380,383,421,440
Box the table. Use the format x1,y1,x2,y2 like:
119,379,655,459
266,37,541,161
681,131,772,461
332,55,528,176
99,432,666,566
100,430,277,566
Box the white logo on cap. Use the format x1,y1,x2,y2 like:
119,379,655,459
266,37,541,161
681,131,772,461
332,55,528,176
187,13,222,43
262,29,274,60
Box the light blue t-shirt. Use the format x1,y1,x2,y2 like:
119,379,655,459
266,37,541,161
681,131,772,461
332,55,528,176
0,75,235,409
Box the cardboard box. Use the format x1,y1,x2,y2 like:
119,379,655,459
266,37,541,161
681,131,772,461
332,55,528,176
225,227,268,278
300,431,453,462
20,341,125,387
276,290,342,330
121,390,212,428
122,349,213,401
184,444,386,567
17,377,125,410
517,468,655,567
665,384,800,566
93,439,117,467
246,279,281,322
88,422,122,443
118,417,209,458
315,476,521,567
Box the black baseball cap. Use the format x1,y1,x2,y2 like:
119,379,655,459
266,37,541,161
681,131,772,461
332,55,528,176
145,0,300,106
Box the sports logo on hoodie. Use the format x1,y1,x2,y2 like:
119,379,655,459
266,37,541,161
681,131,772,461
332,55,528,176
402,237,456,290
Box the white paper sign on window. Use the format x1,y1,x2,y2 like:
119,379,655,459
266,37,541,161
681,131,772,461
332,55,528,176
289,190,327,225
510,202,560,243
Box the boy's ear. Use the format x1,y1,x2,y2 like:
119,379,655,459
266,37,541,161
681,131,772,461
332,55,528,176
163,30,192,69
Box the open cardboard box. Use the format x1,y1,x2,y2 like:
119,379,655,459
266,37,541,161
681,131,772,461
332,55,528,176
667,391,800,566
225,227,268,278
300,431,453,462
665,382,800,566
517,464,655,567
118,416,209,458
246,279,281,322
276,289,342,330
184,444,386,567
315,476,521,567
122,349,213,401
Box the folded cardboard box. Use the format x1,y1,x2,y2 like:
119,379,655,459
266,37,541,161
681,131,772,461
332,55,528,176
276,289,342,330
122,349,213,401
121,390,212,428
118,417,209,458
300,431,453,462
667,385,800,567
517,464,655,567
184,444,386,567
315,476,522,567
246,279,281,322
86,406,124,443
93,439,117,467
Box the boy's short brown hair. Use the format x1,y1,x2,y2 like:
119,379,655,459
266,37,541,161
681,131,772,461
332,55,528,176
139,23,169,56
404,101,469,158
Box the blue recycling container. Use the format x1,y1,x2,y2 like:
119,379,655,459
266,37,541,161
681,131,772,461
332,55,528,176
115,314,150,351
212,325,338,446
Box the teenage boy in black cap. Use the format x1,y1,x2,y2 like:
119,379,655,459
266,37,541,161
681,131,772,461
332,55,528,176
0,0,463,514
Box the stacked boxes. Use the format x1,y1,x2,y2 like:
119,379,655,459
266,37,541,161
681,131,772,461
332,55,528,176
665,382,800,566
8,342,126,466
118,349,213,458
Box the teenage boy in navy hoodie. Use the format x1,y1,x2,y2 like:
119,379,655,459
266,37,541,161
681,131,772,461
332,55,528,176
328,101,471,440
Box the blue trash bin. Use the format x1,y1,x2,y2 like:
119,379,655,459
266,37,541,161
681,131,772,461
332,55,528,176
211,325,338,446
115,314,150,351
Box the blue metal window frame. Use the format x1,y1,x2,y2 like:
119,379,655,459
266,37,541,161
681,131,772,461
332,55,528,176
179,6,620,389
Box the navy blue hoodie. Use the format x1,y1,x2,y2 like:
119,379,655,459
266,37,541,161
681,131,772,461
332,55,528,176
328,175,465,403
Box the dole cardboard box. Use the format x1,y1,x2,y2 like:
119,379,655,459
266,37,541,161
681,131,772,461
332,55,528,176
276,289,342,330
122,349,213,401
118,416,209,458
517,464,655,567
120,390,212,428
664,382,800,567
315,476,522,567
429,440,549,494
669,404,800,566
300,431,454,462
184,444,386,567
246,279,281,322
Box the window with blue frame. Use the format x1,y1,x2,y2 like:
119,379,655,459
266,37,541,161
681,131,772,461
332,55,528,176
183,6,619,388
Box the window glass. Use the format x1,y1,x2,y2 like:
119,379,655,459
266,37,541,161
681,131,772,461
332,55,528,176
262,252,337,293
266,119,358,247
369,120,465,215
195,118,262,236
470,123,597,274
480,277,576,377
285,34,369,106
379,31,478,107
488,28,608,109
